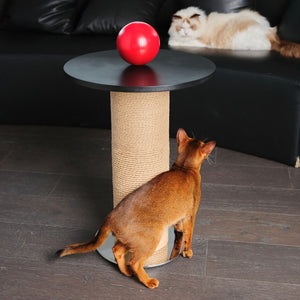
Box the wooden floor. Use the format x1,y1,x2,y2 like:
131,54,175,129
0,126,300,299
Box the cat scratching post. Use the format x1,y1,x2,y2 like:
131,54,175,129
111,91,169,266
63,49,215,268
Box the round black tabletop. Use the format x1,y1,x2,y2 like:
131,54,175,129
64,49,216,92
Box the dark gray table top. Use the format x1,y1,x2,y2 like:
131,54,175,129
64,49,216,92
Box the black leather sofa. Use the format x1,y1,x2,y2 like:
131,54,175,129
0,0,299,167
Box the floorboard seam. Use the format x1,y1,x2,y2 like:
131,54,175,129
204,275,300,287
195,235,300,248
203,239,208,278
198,207,300,217
0,147,14,167
202,182,300,191
47,174,63,197
288,168,296,189
212,162,289,169
0,219,97,231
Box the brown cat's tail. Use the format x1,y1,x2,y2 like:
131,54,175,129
269,28,300,58
57,221,111,258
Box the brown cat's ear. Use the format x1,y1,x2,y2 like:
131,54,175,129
202,141,216,158
176,128,189,145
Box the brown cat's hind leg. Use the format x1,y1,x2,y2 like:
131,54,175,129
112,241,132,276
170,221,183,259
182,215,195,258
129,251,159,289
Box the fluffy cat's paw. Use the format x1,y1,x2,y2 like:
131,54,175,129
182,249,193,258
146,278,159,289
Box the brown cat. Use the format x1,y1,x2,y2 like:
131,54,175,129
57,128,216,289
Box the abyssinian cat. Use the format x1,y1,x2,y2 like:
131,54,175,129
168,6,300,58
57,128,216,289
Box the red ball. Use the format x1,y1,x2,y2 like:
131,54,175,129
116,22,160,65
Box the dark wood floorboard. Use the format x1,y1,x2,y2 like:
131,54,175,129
201,184,300,215
207,240,300,284
0,125,299,299
195,209,300,246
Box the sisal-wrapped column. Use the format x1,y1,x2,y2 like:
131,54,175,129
110,91,170,266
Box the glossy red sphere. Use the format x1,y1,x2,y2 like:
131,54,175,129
116,22,160,65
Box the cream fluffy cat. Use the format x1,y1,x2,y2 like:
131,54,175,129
168,6,300,58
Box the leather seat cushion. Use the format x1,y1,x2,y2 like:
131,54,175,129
165,46,300,87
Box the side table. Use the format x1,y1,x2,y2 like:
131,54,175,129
64,49,215,267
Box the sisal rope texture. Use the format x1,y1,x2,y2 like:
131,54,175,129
110,91,170,266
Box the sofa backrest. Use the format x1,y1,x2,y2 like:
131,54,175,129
0,0,165,35
278,0,300,43
0,0,88,34
255,0,290,26
0,0,6,20
0,0,294,36
74,0,164,35
175,0,290,25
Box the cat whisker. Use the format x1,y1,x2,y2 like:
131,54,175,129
191,130,196,139
206,148,216,165
206,155,215,165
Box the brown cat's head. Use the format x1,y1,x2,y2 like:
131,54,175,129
168,7,206,39
175,128,215,171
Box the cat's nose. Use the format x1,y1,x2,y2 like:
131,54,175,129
183,28,189,36
182,20,190,28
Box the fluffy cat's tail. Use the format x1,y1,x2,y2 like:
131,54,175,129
269,28,300,58
57,221,111,257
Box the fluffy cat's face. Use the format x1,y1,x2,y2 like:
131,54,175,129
168,7,206,39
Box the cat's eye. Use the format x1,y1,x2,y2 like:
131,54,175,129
172,15,182,20
191,14,200,18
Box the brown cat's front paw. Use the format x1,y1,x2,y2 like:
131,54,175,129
145,278,159,289
182,248,193,258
